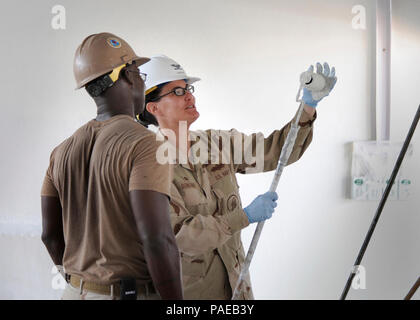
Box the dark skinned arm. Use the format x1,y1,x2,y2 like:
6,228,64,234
41,196,65,266
129,190,183,300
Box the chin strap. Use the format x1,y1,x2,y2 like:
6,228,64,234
86,64,126,98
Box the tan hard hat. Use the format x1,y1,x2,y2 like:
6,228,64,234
73,32,150,89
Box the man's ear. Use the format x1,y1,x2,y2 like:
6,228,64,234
119,67,134,87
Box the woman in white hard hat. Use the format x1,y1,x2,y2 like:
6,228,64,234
138,55,337,299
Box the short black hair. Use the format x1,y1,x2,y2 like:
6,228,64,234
85,73,114,97
85,63,134,98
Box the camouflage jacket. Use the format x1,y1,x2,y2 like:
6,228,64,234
168,111,316,299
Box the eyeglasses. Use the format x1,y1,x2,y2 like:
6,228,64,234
127,69,147,81
151,84,195,101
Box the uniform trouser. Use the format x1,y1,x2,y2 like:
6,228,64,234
61,283,161,300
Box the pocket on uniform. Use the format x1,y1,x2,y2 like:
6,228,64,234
182,186,205,206
210,175,236,194
184,203,210,216
181,254,206,277
210,187,226,216
211,182,242,216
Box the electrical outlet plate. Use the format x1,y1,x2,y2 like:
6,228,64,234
351,141,413,201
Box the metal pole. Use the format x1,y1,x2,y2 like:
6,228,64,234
404,277,420,300
232,101,306,300
376,0,392,141
340,105,420,300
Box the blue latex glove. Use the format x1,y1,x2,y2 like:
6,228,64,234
244,191,278,223
302,62,337,108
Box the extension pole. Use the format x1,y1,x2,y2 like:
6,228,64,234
340,105,420,300
404,277,420,300
232,100,306,300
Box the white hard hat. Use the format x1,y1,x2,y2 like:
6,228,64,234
139,55,200,94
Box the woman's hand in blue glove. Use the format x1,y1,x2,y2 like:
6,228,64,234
244,191,278,224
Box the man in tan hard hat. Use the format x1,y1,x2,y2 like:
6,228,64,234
40,33,183,300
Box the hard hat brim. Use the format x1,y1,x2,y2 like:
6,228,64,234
144,76,201,92
185,76,200,84
75,56,150,90
133,56,151,67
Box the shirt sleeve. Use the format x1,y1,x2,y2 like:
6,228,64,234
232,109,316,174
40,150,59,198
129,134,173,197
169,184,250,257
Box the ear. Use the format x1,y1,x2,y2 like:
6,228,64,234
120,67,134,87
146,102,159,116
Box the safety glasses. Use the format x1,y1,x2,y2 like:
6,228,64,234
127,69,147,81
151,84,194,101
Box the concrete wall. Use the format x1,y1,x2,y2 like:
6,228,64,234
0,0,418,299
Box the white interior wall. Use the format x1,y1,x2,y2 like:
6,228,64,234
0,0,418,299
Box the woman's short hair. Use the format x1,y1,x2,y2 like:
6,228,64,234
138,83,168,127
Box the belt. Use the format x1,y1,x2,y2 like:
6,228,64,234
69,275,156,297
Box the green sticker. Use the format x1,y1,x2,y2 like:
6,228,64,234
401,179,411,185
354,179,363,186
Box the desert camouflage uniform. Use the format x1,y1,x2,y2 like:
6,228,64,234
168,110,316,299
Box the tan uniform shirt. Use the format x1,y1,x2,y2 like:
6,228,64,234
41,115,172,285
169,111,316,299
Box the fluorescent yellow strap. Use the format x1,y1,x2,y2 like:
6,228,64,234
145,86,158,95
109,64,125,82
